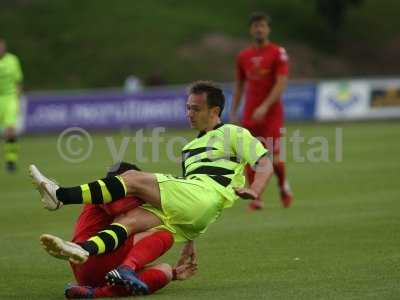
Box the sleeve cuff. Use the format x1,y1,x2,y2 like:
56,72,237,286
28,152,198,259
253,151,269,167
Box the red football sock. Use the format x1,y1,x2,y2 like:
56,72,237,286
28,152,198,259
273,161,286,190
94,285,129,298
122,231,174,271
93,268,170,297
138,268,170,294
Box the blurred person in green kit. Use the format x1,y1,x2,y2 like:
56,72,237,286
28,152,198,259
0,38,23,173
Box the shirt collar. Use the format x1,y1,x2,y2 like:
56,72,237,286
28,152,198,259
197,123,224,138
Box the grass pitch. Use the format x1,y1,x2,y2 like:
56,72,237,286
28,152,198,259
0,121,399,299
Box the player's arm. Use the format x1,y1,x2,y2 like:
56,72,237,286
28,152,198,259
263,75,288,107
235,155,273,199
231,127,274,199
252,75,288,121
173,240,198,280
230,54,246,123
176,240,197,266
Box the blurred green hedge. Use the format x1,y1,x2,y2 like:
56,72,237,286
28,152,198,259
1,0,398,89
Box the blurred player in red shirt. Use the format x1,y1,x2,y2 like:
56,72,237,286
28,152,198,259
230,12,293,210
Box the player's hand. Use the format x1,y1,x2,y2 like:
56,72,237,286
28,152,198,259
252,104,269,122
177,240,197,266
174,262,198,280
234,187,259,200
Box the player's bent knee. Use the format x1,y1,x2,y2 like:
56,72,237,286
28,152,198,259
120,170,143,192
113,215,135,234
155,230,174,250
121,170,141,181
113,212,146,234
121,170,155,193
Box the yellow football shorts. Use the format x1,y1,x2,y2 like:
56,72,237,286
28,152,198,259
0,95,19,129
142,173,224,242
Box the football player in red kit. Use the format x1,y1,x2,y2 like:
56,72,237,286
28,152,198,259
230,12,293,210
42,162,197,298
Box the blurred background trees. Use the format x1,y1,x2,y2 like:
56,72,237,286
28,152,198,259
0,0,398,90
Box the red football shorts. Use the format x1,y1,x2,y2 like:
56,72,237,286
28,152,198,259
243,119,283,155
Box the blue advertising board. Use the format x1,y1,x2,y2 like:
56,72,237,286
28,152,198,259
24,82,317,133
283,83,316,120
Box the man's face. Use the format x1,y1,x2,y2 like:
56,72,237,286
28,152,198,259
0,41,6,57
250,20,270,43
186,93,216,131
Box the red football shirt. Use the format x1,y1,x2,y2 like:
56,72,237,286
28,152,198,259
236,42,289,128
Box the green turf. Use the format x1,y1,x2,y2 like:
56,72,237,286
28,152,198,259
0,121,399,299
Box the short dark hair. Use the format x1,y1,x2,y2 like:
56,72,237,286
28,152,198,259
106,161,141,177
188,80,225,116
249,12,271,26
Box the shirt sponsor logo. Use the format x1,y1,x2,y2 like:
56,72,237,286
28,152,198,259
250,56,263,67
248,56,270,79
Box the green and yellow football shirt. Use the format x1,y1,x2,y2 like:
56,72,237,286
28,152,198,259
182,123,268,208
0,53,23,96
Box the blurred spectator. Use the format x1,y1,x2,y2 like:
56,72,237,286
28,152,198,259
124,75,143,93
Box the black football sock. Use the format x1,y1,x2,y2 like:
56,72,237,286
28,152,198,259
4,137,18,166
56,176,127,204
80,223,128,255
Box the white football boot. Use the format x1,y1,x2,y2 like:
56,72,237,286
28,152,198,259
40,234,89,264
29,164,63,211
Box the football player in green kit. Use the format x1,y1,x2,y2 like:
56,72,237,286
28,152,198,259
0,38,23,173
30,81,273,295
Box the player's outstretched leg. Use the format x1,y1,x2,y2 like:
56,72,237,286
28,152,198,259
40,222,128,263
29,164,161,211
41,209,163,263
29,164,126,210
